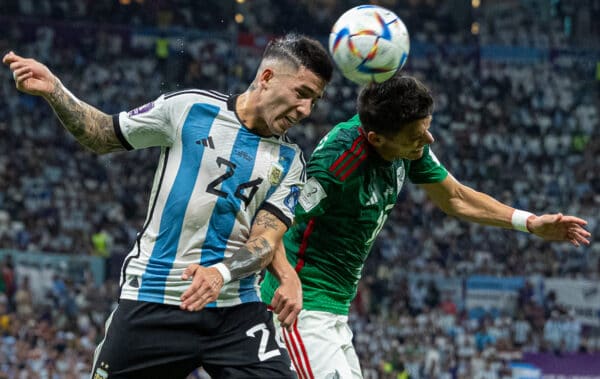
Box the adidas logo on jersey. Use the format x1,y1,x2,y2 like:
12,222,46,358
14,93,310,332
196,136,215,149
366,191,379,206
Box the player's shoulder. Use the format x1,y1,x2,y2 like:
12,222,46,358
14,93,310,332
315,114,363,155
162,88,230,108
309,114,369,182
278,133,305,153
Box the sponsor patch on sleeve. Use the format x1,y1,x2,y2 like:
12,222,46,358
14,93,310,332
298,177,327,212
127,101,155,117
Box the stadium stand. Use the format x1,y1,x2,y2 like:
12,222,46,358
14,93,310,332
0,1,598,378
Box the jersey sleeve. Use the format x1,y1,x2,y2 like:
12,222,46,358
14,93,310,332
262,148,307,228
113,94,180,150
407,145,449,184
293,135,344,223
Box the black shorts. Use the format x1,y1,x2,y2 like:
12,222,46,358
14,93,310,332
91,299,296,379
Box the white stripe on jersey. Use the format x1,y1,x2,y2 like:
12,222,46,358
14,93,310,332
115,90,305,307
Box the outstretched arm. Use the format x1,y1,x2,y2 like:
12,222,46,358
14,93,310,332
3,51,123,154
180,210,288,311
420,175,591,246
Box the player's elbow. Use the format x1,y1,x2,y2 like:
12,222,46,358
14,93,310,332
438,186,469,218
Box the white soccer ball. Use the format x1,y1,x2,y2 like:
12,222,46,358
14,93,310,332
329,5,410,85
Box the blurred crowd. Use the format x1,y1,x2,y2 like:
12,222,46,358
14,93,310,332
0,1,599,378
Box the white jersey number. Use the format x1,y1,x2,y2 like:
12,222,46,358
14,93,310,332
246,323,281,361
366,204,395,246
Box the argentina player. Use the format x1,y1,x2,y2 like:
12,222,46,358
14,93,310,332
4,33,333,379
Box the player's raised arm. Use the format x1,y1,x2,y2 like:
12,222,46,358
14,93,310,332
3,51,122,154
180,209,288,311
420,174,591,246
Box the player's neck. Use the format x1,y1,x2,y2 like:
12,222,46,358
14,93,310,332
236,91,270,136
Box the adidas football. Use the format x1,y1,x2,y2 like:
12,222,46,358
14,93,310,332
329,5,410,85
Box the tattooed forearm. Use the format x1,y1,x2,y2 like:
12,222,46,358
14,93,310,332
254,212,281,231
45,78,124,154
222,237,274,281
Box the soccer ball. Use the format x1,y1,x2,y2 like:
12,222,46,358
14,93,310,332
329,5,410,85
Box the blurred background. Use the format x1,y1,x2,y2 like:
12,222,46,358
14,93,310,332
0,0,598,378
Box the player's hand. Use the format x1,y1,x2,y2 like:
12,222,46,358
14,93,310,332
528,213,591,246
3,51,58,97
180,264,224,311
271,271,303,332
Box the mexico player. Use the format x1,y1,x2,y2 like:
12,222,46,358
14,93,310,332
261,75,590,378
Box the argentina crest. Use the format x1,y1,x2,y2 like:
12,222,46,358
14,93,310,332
268,161,284,185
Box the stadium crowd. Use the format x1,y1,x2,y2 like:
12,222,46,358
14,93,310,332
0,1,598,378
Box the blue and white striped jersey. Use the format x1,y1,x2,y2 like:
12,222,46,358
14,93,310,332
112,90,306,307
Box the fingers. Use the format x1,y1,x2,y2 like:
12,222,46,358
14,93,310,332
271,292,284,314
180,265,223,311
572,229,590,245
180,264,204,309
180,281,214,311
5,56,29,82
561,226,590,246
2,51,19,65
565,221,591,246
12,66,33,85
271,292,301,331
559,215,588,226
279,307,301,332
181,264,199,280
181,292,213,311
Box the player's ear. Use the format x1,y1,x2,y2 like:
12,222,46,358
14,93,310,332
258,68,274,87
366,131,384,147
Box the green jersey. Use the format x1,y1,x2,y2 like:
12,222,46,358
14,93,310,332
261,115,448,315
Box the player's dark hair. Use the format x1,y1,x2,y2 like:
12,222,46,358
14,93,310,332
358,75,433,136
262,33,333,82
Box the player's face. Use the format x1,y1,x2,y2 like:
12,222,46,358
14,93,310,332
375,116,434,161
260,65,327,136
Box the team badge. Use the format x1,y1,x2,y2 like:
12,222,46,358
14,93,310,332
268,162,284,185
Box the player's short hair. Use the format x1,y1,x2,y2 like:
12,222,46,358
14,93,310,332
358,75,434,136
261,33,333,83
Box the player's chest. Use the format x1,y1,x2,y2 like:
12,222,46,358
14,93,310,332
357,163,405,208
176,126,289,207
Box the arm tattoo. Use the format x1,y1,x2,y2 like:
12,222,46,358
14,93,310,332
254,212,281,231
223,237,274,281
46,78,124,154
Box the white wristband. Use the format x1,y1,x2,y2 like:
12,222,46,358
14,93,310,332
211,263,232,284
511,209,534,233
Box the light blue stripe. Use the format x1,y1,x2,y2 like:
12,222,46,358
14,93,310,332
202,128,261,306
138,104,219,303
